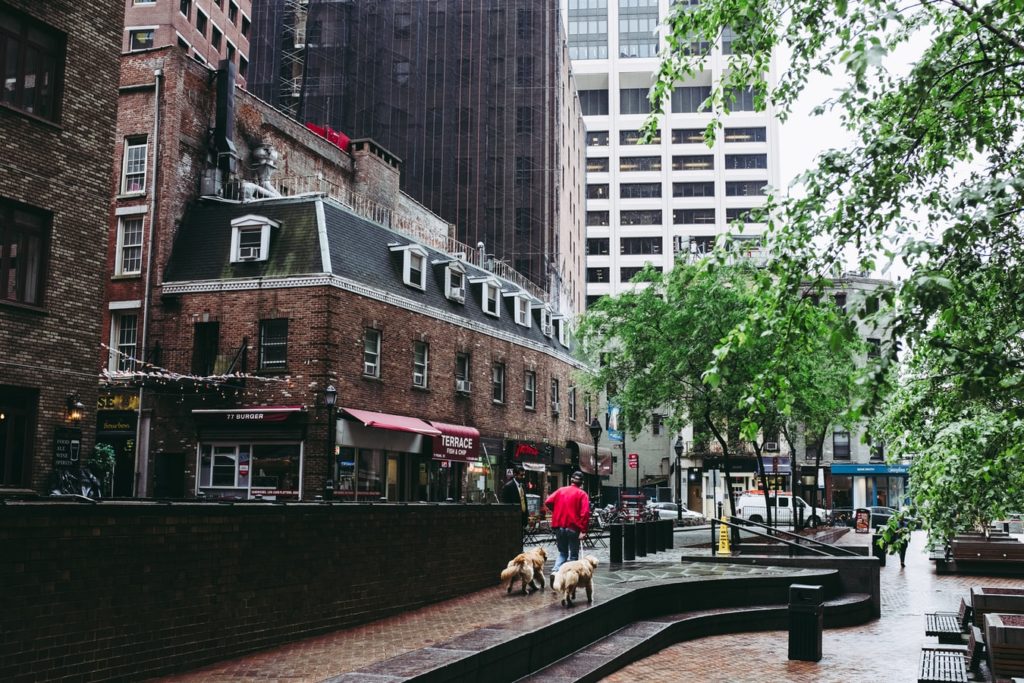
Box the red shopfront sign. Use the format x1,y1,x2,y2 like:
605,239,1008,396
431,421,480,462
192,406,305,423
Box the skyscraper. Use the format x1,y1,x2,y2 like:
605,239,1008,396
249,0,586,313
561,0,781,306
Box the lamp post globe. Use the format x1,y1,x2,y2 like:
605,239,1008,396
588,417,602,498
673,436,685,521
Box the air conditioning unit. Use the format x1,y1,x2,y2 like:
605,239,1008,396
542,323,553,337
238,247,260,260
413,372,426,387
551,401,560,415
764,441,779,452
449,286,465,302
456,379,472,393
364,363,378,376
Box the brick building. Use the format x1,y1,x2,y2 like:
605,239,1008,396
101,47,599,502
0,1,123,494
123,0,251,81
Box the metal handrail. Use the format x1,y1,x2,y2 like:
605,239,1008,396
710,516,858,557
733,516,860,556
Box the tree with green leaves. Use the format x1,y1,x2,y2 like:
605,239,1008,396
577,262,860,529
642,0,1024,533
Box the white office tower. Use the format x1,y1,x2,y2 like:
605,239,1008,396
562,0,782,305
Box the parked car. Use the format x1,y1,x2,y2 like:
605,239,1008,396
647,501,705,523
735,491,829,527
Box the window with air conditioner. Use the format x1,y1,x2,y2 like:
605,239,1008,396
363,329,381,378
550,377,560,415
455,352,471,393
230,214,278,263
538,307,553,337
445,263,466,302
413,341,429,388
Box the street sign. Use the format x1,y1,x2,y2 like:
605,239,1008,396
628,452,638,469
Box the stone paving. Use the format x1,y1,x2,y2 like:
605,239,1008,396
151,529,1022,682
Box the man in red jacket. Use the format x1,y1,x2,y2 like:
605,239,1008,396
545,471,590,582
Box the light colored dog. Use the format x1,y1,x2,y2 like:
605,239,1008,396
552,555,599,606
500,547,548,594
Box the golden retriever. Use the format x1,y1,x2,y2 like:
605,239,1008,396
500,547,548,594
552,555,599,607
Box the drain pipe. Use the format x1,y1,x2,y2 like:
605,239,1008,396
133,66,162,498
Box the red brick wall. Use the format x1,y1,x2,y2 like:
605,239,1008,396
0,0,123,491
0,502,521,682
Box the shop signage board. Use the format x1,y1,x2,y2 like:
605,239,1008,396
854,508,871,533
53,428,82,468
628,452,638,469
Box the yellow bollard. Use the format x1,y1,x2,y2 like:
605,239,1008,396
718,515,731,555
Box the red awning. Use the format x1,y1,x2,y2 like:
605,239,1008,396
572,442,614,475
598,448,613,476
340,407,441,436
430,421,480,462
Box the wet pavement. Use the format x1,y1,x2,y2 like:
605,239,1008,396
152,529,1023,682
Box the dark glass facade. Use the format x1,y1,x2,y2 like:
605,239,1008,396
249,0,584,294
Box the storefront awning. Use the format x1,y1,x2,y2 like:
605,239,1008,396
340,407,441,436
429,421,480,462
570,442,614,476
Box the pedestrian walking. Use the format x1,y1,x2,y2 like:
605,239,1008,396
501,466,529,531
545,471,590,584
879,508,913,567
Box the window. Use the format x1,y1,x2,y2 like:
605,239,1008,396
674,181,715,197
620,156,661,172
361,329,381,377
524,370,536,409
804,435,819,461
587,157,609,172
652,413,664,435
258,318,288,371
619,88,650,115
514,296,530,327
455,352,471,392
0,199,48,306
673,154,714,171
586,211,609,226
116,216,143,275
191,321,220,375
238,56,248,79
832,429,851,460
725,87,757,111
241,14,250,38
621,265,661,281
726,207,759,223
0,5,64,121
515,106,532,134
211,445,238,487
109,311,139,372
446,264,466,302
492,363,505,403
725,154,768,169
833,293,847,311
177,34,190,51
121,137,148,194
479,280,500,317
620,209,662,225
567,1,608,60
551,377,560,414
620,182,661,199
196,10,208,37
674,208,716,224
179,0,191,19
568,386,577,420
587,184,609,199
587,267,610,283
586,237,610,255
128,28,155,51
230,215,278,262
725,180,767,196
228,1,239,24
867,337,881,358
684,235,716,255
671,86,711,114
226,40,236,62
724,127,767,143
672,128,706,144
515,55,532,86
413,341,429,388
618,0,659,57
211,25,222,50
586,130,609,146
869,436,884,461
579,89,609,116
620,129,661,145
620,236,662,255
392,245,427,290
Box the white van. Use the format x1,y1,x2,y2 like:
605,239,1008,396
735,491,829,527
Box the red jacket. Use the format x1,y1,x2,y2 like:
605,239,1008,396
545,484,590,533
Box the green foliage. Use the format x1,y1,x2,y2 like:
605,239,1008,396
648,0,1024,535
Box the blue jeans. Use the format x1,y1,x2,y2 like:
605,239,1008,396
552,527,581,574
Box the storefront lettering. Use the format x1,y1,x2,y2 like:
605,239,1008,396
514,443,540,459
227,412,264,421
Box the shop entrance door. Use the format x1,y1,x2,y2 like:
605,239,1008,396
386,454,399,501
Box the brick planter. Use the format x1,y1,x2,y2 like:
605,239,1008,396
971,586,1024,623
985,612,1024,678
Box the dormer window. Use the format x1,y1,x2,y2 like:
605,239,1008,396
504,291,533,328
390,244,428,290
445,262,466,302
554,316,570,347
533,304,554,337
470,276,502,318
230,214,279,263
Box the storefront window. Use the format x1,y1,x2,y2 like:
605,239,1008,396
831,475,853,508
198,442,300,500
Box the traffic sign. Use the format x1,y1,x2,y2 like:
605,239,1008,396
628,453,638,469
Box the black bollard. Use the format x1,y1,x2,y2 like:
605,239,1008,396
610,524,623,564
666,520,675,550
635,522,647,557
646,519,658,554
624,523,637,561
655,520,667,551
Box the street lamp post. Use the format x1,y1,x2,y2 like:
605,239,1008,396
674,436,684,521
588,417,602,500
323,384,337,501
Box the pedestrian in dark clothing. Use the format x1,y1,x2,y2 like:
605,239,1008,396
501,466,529,530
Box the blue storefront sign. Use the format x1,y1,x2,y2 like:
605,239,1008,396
830,463,909,475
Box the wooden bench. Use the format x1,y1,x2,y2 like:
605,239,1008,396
918,646,968,683
967,624,985,673
926,598,972,644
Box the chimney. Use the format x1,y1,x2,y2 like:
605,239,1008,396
214,60,239,178
477,241,486,269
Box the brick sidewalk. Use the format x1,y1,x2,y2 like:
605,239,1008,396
152,530,1018,682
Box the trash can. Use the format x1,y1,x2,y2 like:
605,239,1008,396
788,584,823,662
871,532,887,566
